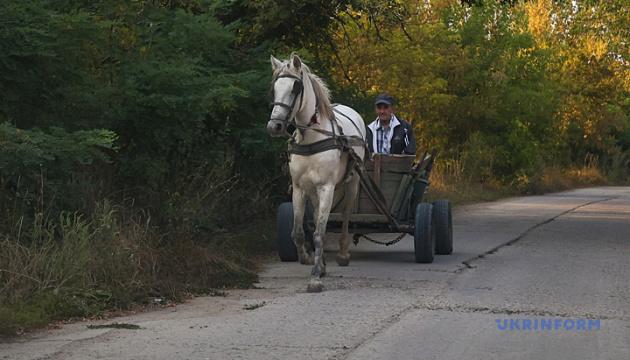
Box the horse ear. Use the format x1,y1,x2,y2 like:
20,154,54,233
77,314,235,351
270,55,283,71
292,54,302,70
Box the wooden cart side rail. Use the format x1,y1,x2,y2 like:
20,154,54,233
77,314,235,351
352,153,400,228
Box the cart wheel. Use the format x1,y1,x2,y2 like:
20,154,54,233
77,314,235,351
433,199,453,255
414,203,434,263
277,202,298,262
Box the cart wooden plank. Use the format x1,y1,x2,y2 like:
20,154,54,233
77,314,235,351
355,154,415,215
330,154,416,218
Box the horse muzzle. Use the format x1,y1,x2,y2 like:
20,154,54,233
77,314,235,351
267,119,286,137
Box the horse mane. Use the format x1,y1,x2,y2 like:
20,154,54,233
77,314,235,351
273,56,334,120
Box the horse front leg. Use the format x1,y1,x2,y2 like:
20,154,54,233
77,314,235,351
337,174,360,266
307,184,335,293
292,185,313,265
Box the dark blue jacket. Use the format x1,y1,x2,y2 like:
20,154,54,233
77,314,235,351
366,115,416,155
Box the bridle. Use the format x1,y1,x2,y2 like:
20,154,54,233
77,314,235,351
269,73,305,132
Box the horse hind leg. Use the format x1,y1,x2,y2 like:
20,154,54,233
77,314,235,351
336,173,359,266
307,184,334,293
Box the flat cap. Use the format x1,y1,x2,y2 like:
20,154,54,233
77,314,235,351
374,93,395,106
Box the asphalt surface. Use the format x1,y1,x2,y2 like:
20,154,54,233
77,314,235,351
1,187,629,360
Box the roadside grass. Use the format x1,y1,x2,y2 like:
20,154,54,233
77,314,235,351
427,158,516,205
427,178,515,206
0,293,93,336
0,201,275,337
427,155,618,205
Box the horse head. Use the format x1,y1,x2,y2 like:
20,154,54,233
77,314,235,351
267,54,307,137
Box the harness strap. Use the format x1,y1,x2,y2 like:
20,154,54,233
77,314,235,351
288,131,365,155
288,138,343,156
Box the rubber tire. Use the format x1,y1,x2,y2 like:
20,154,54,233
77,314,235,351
433,199,453,255
277,202,298,262
414,203,435,263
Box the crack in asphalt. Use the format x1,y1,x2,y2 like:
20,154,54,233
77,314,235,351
459,196,616,270
329,304,418,360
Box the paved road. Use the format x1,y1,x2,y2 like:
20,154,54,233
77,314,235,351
2,187,629,360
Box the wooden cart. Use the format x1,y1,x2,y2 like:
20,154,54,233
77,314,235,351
277,152,453,263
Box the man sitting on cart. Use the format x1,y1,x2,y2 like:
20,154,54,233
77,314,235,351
366,93,416,155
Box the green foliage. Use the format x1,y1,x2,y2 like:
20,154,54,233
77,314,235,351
0,123,116,175
0,123,117,231
1,0,278,192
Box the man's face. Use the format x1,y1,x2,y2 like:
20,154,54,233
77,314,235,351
376,103,393,123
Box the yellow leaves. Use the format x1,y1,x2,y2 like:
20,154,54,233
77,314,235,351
582,35,608,61
525,0,553,44
619,65,630,92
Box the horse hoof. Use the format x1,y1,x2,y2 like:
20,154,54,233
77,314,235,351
307,280,323,293
336,254,350,266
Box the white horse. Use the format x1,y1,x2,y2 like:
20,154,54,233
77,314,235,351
267,53,366,293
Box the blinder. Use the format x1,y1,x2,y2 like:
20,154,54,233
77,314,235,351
291,79,303,96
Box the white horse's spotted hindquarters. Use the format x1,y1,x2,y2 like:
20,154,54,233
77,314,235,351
269,53,366,293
